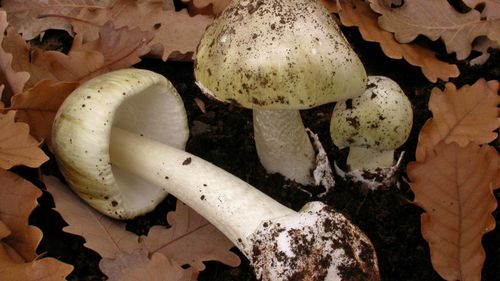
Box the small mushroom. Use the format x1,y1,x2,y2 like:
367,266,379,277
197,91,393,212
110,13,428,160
330,76,413,189
195,0,367,187
52,69,380,280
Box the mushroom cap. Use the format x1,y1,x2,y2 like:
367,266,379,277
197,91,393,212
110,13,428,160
52,68,188,219
248,201,379,281
330,76,413,150
195,0,367,110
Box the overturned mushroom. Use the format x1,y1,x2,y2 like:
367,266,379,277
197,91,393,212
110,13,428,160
195,0,366,187
330,76,413,189
52,69,379,280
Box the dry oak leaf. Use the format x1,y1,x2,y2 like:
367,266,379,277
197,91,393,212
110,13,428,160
0,111,49,169
10,80,80,143
2,26,59,89
100,250,198,281
45,177,238,278
0,11,29,105
30,22,150,83
369,0,500,60
144,9,213,60
44,176,141,259
1,0,112,41
463,0,500,19
331,0,459,82
407,142,499,281
181,0,231,15
45,177,197,280
0,168,42,261
470,37,499,66
140,201,241,271
0,169,73,281
415,79,500,162
1,230,73,281
108,1,213,61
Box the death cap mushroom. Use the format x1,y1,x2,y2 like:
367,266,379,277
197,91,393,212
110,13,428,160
195,0,367,109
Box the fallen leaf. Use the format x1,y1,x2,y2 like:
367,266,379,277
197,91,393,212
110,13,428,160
44,176,141,259
0,11,30,105
10,80,80,142
463,0,500,19
4,0,213,61
145,10,213,60
0,169,74,280
416,79,500,161
2,27,58,88
2,0,112,40
45,176,240,276
181,0,231,15
332,0,459,82
100,250,197,281
0,111,49,169
369,0,500,60
470,37,499,65
78,22,151,77
407,142,499,281
0,169,42,261
0,244,73,281
141,201,241,271
31,23,150,82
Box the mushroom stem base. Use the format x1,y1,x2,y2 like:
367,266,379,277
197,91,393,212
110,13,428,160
109,126,294,251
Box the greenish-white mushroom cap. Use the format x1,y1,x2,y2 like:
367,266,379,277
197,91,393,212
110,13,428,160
331,76,412,150
195,0,367,109
52,68,188,219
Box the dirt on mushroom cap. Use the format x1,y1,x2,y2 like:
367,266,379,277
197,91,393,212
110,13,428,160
194,0,367,110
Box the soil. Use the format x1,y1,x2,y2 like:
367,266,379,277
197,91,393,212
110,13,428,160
18,12,500,281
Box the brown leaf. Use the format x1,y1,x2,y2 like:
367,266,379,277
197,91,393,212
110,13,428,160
78,22,152,76
0,245,73,281
44,176,141,259
100,250,198,281
470,37,499,66
0,11,30,105
333,0,459,82
31,23,150,82
46,177,240,277
0,169,42,261
2,27,58,88
2,0,112,40
109,1,212,61
0,111,49,169
0,170,73,280
369,0,500,60
416,79,500,161
10,80,80,142
141,201,241,271
181,0,231,15
146,10,213,61
463,0,500,19
407,142,499,281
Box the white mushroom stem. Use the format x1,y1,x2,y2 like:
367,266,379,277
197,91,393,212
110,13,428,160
253,109,315,185
111,128,379,281
109,126,294,251
347,147,395,171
